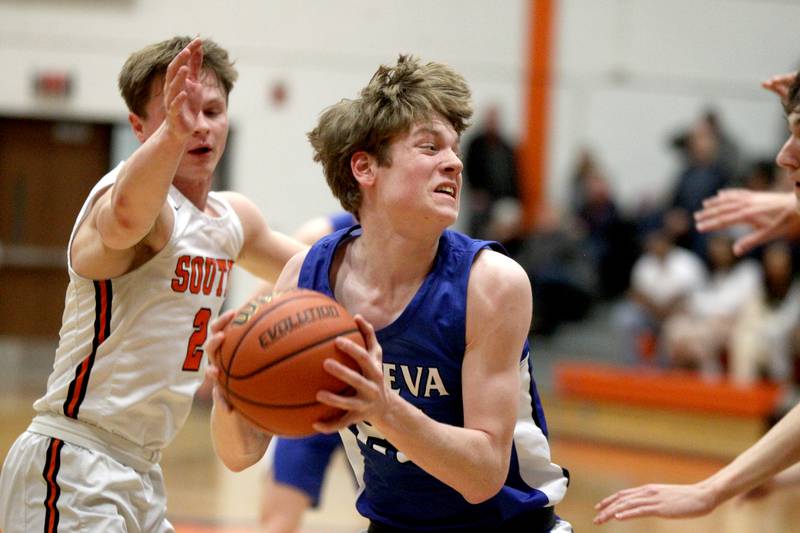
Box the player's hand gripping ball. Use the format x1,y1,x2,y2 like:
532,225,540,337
216,289,364,436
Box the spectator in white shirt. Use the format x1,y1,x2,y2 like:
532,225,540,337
728,240,800,386
663,232,761,377
614,228,707,364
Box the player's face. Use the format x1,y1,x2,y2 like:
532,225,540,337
377,117,463,228
138,70,229,182
777,111,800,209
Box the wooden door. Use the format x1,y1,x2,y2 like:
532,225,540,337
0,117,112,338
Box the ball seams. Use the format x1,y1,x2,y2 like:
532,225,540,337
220,290,328,394
225,327,359,379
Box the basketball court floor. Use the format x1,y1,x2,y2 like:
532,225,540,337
3,341,800,532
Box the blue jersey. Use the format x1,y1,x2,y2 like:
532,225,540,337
298,227,569,530
328,211,357,232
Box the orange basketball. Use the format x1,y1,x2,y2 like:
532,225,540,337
216,289,364,437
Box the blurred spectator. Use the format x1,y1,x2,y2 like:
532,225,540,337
570,149,639,299
703,109,743,178
670,109,742,178
663,232,761,378
613,228,706,365
741,159,779,191
728,241,800,386
569,148,597,215
665,113,733,256
637,111,734,260
464,105,521,245
515,205,596,336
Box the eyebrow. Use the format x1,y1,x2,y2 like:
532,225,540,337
412,126,441,138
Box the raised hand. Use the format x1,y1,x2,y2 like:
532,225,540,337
694,188,800,256
312,315,390,433
163,37,204,141
593,482,718,524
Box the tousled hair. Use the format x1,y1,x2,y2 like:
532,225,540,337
308,55,473,214
118,36,238,118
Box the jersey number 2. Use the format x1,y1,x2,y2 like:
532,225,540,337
183,308,212,371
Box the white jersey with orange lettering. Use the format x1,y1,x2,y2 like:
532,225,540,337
0,162,243,532
32,161,243,453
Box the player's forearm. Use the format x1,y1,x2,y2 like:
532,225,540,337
211,401,270,472
373,395,510,504
769,461,800,490
99,122,187,248
705,403,800,503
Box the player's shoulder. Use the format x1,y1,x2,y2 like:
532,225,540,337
287,247,310,267
216,191,268,232
216,190,253,212
80,163,126,217
273,248,310,294
472,246,527,281
470,248,531,301
439,230,530,294
467,248,532,336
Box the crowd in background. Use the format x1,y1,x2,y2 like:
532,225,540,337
463,105,800,397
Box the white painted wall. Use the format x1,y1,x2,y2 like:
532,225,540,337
0,0,526,228
551,0,800,210
2,0,798,300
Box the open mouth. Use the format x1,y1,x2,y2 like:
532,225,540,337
188,146,212,155
434,185,456,198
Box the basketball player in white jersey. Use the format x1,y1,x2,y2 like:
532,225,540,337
0,36,301,532
594,71,800,524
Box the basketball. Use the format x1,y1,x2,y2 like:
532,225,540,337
216,289,364,437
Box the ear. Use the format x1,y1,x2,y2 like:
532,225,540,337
128,112,147,143
351,151,376,187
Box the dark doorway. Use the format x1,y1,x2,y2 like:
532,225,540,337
0,116,112,338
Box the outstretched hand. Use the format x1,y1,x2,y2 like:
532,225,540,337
693,71,800,255
312,314,391,433
163,37,204,141
694,189,800,256
593,482,718,524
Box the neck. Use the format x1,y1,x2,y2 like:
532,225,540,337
350,221,441,290
173,175,213,213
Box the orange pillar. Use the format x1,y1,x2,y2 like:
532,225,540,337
518,0,556,230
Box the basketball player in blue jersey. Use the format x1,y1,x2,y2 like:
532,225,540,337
0,37,302,532
207,55,571,531
594,71,800,525
260,211,357,533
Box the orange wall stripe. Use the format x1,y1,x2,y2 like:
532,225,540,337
519,0,556,229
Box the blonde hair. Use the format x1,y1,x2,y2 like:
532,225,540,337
118,36,238,117
308,55,472,214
